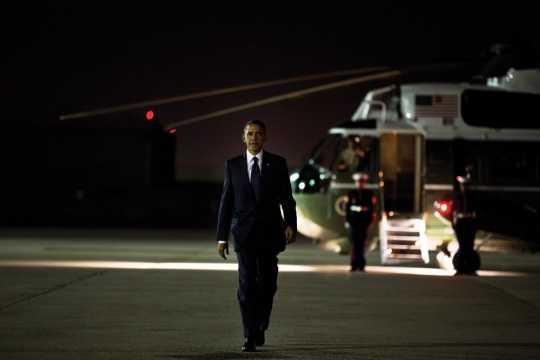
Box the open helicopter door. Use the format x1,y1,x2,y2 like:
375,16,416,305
378,130,429,265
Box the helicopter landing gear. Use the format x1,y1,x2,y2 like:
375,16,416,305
452,249,481,275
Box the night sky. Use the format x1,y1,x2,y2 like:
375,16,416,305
3,1,540,172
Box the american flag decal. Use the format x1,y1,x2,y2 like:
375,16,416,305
415,94,458,118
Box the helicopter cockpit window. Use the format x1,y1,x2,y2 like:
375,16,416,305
337,136,372,173
293,135,341,194
308,135,341,170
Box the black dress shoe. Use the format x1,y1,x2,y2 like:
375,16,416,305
242,338,256,352
256,331,265,346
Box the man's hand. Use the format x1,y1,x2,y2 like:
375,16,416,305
218,242,229,260
284,226,296,245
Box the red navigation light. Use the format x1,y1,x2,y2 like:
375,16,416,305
168,129,176,134
145,110,154,121
434,199,452,215
440,202,449,212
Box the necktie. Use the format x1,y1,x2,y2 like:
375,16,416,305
251,157,261,201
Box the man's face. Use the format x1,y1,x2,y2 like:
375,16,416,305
242,124,267,155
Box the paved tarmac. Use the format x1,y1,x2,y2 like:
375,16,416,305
0,228,539,359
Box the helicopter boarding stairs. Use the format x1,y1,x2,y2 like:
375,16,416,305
379,216,430,265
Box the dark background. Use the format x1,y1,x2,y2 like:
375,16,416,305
2,1,539,228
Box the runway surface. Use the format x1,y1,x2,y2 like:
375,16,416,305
0,228,539,359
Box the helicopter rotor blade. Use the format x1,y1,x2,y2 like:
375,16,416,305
163,70,402,131
164,62,466,131
59,66,389,121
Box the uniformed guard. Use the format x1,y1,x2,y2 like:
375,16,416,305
452,174,480,275
344,172,377,272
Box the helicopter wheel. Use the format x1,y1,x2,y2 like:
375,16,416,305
452,249,481,273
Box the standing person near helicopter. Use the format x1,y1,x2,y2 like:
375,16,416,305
452,173,480,275
344,172,377,272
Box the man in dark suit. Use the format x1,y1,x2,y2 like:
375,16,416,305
216,119,297,352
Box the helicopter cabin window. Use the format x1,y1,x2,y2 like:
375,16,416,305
486,155,539,186
337,136,372,173
462,141,540,187
462,90,540,128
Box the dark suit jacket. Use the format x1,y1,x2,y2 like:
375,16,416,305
216,151,297,253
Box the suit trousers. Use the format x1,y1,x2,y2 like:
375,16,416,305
235,232,279,339
348,225,368,270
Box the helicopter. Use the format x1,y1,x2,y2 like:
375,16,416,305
59,44,540,268
288,65,540,268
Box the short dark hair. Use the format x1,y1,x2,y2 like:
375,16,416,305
244,119,266,134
